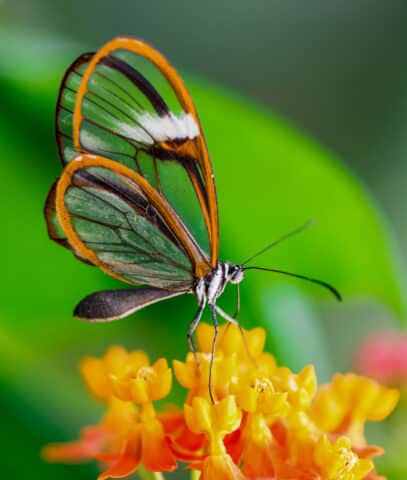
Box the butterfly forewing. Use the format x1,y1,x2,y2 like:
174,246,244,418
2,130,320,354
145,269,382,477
70,37,218,266
55,155,210,288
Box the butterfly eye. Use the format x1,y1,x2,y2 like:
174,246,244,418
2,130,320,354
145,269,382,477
229,266,244,284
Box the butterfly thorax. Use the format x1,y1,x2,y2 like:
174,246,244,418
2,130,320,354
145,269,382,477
195,262,244,305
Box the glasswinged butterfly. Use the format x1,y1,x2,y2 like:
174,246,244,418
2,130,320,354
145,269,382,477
45,37,341,398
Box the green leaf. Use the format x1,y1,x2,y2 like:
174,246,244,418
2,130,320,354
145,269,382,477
260,284,333,381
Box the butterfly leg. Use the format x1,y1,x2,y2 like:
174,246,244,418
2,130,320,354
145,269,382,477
214,304,239,326
187,298,206,366
208,303,219,404
233,283,241,319
220,284,241,341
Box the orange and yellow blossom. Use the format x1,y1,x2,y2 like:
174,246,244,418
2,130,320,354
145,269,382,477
314,435,374,480
80,346,150,401
228,374,289,477
309,373,400,448
43,324,399,480
43,346,176,478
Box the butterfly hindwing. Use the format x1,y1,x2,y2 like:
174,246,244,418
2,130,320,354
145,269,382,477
55,154,211,288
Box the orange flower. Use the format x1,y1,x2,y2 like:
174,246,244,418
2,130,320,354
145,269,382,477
96,410,176,479
159,407,206,461
81,347,149,401
43,398,137,464
313,435,373,480
228,373,289,476
43,325,400,480
110,357,172,404
44,349,176,478
43,426,112,463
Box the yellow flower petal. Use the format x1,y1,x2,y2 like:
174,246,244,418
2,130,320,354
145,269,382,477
184,396,242,438
80,357,110,401
150,366,172,401
366,386,400,421
109,373,132,401
173,356,197,390
185,397,212,434
130,377,150,404
213,396,242,435
236,383,259,413
103,346,129,372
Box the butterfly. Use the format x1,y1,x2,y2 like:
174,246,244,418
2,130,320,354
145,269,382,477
45,37,341,396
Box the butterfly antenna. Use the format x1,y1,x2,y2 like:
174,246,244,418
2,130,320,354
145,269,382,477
243,266,342,301
241,220,315,266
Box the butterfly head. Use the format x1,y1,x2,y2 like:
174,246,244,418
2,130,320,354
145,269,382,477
226,263,244,284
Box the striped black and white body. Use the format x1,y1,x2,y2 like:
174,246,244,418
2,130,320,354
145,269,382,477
195,262,244,306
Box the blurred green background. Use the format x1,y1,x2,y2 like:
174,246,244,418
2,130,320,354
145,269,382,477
1,1,406,479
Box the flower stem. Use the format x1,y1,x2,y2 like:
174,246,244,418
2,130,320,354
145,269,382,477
137,466,165,480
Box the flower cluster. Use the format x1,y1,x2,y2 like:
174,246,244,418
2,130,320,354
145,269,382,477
43,324,399,479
